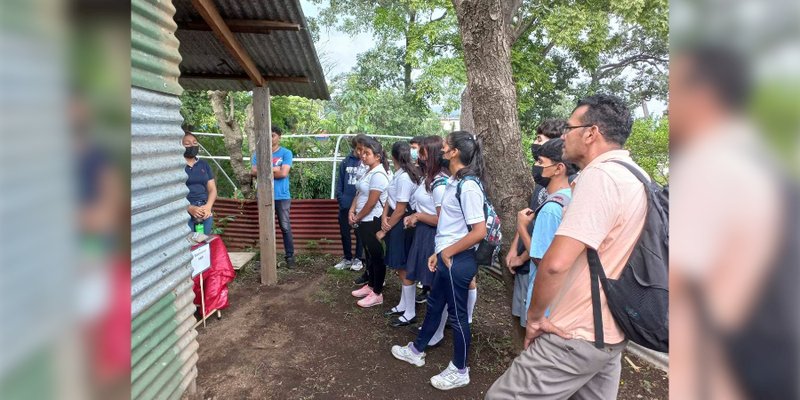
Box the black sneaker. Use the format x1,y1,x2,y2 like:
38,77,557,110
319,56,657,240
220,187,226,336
415,293,428,304
286,256,296,269
353,274,369,286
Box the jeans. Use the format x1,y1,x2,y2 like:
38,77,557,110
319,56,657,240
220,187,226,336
187,200,213,234
338,207,363,261
275,199,294,259
187,215,213,235
414,249,478,370
356,217,385,294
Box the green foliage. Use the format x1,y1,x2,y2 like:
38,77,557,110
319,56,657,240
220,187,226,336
625,117,670,184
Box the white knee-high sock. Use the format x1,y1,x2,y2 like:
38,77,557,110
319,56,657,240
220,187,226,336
467,288,477,324
402,284,417,320
430,309,448,346
394,284,406,313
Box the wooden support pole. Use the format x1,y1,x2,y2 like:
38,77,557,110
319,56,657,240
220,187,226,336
254,86,277,285
191,0,265,87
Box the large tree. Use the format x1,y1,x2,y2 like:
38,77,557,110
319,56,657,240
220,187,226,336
452,0,667,346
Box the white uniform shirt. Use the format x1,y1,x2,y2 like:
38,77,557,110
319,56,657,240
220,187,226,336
386,169,418,211
434,177,484,254
355,164,390,222
411,173,448,216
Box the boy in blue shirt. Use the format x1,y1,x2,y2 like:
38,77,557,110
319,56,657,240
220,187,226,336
251,126,295,268
514,139,575,325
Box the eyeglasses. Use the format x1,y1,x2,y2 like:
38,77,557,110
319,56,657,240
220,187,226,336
562,124,594,135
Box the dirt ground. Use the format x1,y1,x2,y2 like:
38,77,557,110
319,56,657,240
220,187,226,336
186,253,667,400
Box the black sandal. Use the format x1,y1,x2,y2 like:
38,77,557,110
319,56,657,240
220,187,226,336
391,315,418,327
384,307,404,317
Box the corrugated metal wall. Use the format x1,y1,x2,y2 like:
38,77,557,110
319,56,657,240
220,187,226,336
215,198,354,255
131,0,198,398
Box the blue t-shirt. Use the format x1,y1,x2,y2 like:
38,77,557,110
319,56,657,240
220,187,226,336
526,188,572,315
185,159,215,205
252,147,293,200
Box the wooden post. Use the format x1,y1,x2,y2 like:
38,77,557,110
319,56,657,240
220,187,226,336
253,86,277,285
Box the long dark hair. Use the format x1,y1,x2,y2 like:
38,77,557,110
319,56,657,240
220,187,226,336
362,138,390,171
421,135,448,192
448,130,485,181
391,141,422,183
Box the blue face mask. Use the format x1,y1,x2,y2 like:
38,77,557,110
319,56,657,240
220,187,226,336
410,148,419,162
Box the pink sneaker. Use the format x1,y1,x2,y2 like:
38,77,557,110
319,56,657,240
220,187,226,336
351,285,373,298
357,292,384,308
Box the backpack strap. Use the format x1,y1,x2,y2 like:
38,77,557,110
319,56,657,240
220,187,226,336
608,160,651,185
431,175,448,191
588,248,610,349
533,192,571,216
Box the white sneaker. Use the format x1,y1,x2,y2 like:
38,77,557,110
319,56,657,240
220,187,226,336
430,361,470,391
350,259,364,271
391,342,426,367
334,258,352,270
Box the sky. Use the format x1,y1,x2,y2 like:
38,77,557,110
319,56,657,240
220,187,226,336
299,0,665,118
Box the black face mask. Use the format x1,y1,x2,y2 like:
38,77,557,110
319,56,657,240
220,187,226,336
532,165,550,187
439,152,450,170
184,145,200,158
418,159,427,170
531,144,543,160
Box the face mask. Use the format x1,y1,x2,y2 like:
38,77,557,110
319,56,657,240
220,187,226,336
439,152,450,169
184,145,199,158
410,148,419,162
532,165,550,187
531,144,543,159
418,158,427,170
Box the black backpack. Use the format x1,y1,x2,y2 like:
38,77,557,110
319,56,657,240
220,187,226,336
588,160,669,352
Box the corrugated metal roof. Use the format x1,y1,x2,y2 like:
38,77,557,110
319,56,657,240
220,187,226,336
132,0,183,95
131,86,199,400
173,0,329,99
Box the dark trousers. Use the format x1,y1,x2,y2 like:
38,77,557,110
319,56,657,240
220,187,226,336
356,217,385,294
338,207,363,260
414,249,478,370
275,199,294,259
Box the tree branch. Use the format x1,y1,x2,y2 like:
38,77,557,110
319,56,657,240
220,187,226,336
511,15,537,44
540,39,555,57
591,53,668,84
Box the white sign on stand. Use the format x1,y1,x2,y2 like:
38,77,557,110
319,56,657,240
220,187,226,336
191,243,211,277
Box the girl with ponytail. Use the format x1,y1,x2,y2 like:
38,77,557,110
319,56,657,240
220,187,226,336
390,131,486,391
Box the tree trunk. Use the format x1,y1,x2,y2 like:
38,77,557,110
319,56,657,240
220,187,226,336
209,90,254,199
459,87,474,133
453,0,533,350
245,102,256,163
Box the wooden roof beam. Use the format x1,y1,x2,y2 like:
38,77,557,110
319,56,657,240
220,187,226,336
191,0,264,86
182,73,310,83
178,19,302,34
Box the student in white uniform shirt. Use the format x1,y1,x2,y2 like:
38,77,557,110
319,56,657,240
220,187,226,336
349,139,391,308
402,135,451,343
378,141,421,326
391,131,487,391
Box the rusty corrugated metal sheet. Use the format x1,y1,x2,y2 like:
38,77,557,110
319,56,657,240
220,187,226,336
173,0,329,99
215,198,352,255
131,82,198,399
132,0,183,95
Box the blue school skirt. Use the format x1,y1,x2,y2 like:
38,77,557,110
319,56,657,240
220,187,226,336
405,222,436,286
384,207,415,270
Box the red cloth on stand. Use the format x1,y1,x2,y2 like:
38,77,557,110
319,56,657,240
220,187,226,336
192,235,236,316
